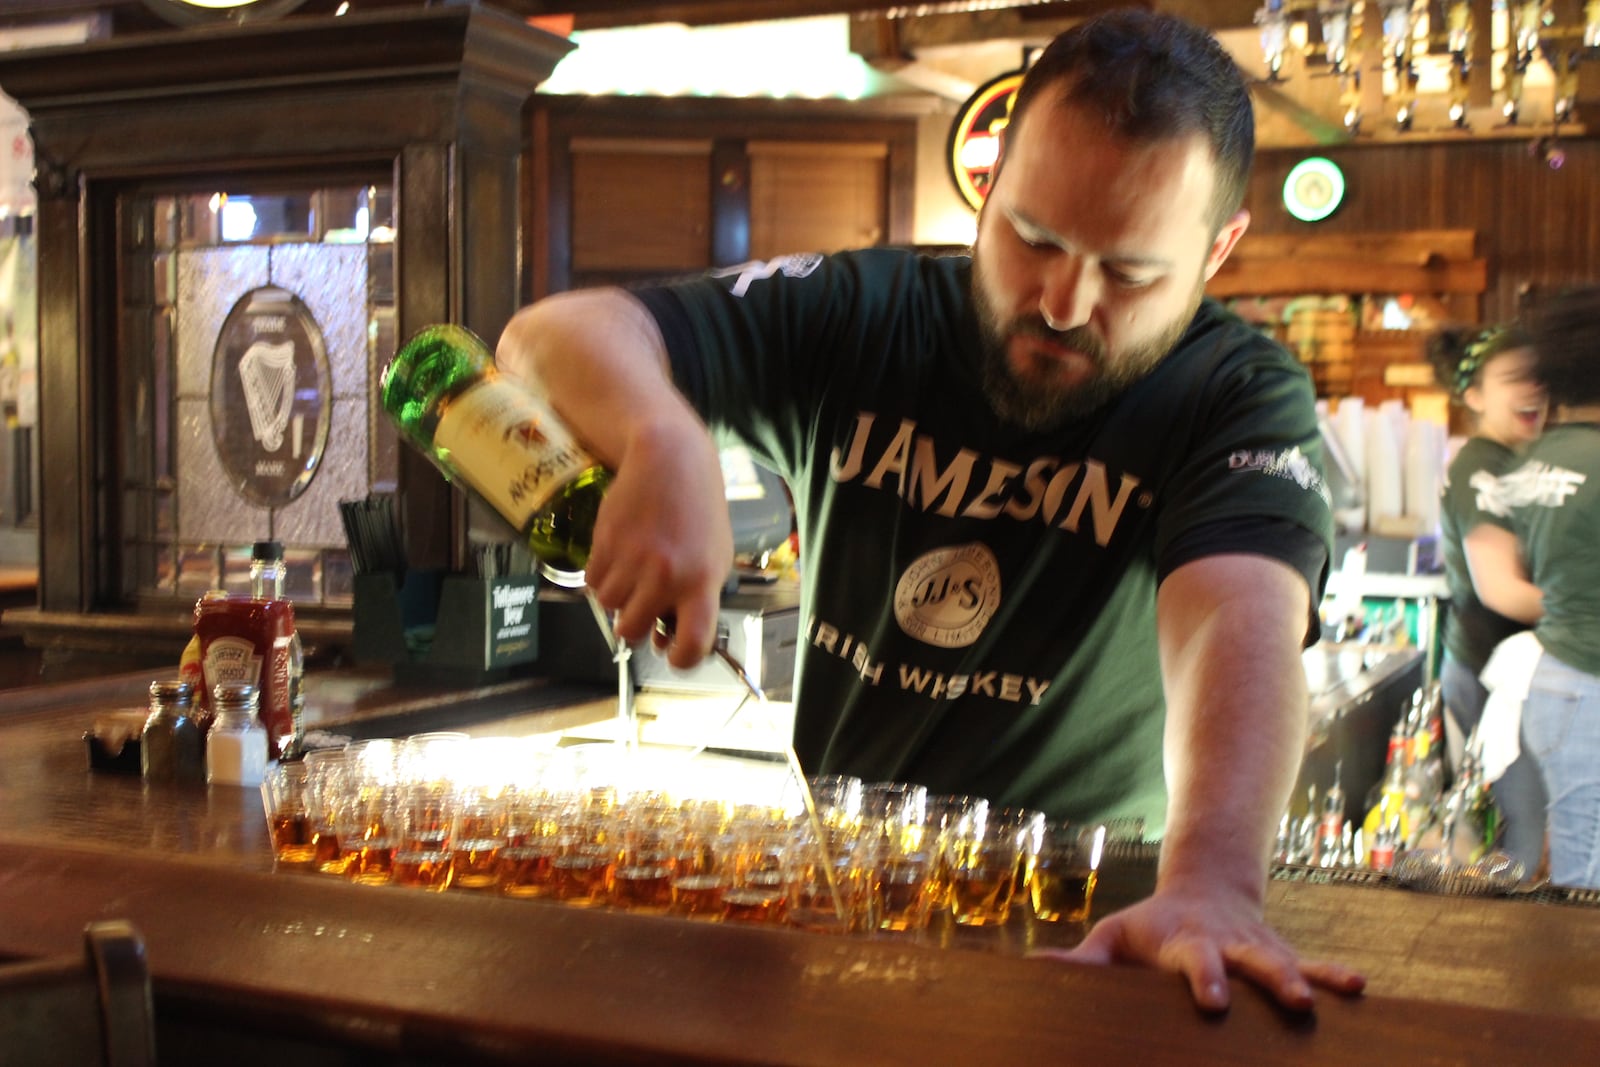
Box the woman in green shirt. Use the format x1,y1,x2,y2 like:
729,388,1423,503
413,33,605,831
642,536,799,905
1428,325,1547,873
1509,287,1600,889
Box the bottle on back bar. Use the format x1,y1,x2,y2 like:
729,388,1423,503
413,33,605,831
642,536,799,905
1316,763,1346,867
379,324,611,588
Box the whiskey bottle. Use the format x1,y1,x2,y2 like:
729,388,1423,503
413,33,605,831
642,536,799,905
1315,763,1346,866
380,323,611,588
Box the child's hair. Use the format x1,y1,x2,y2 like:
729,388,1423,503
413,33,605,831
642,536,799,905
1425,323,1531,399
1529,285,1600,408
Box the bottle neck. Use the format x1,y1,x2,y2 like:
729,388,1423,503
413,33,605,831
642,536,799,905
250,561,287,600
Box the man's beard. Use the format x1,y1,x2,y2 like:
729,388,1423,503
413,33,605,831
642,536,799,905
972,266,1200,432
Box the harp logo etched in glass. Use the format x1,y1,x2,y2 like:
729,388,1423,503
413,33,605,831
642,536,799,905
209,285,331,507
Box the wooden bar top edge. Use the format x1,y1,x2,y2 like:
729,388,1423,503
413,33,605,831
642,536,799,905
1,839,1596,1066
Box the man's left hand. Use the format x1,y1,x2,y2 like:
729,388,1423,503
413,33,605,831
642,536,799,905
1032,887,1367,1013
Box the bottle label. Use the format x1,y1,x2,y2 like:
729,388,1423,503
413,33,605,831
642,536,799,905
202,635,262,688
195,596,296,758
434,377,595,528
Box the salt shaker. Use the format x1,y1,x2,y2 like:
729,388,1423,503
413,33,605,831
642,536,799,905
206,681,270,787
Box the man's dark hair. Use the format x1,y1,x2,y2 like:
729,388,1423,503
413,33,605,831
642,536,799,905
1005,8,1254,232
1530,285,1600,408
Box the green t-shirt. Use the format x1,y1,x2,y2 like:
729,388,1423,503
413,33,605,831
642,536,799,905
1503,424,1600,675
637,249,1333,833
1438,436,1529,671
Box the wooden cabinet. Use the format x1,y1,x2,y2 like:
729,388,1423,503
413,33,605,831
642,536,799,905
747,139,889,257
527,95,920,297
1209,228,1485,409
0,7,570,613
569,137,714,274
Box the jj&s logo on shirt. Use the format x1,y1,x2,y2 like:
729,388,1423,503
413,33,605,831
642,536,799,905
893,543,1001,648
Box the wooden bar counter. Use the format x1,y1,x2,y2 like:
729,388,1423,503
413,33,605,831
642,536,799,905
2,672,1599,1064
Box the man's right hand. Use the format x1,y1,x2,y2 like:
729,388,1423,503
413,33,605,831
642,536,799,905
584,419,733,669
496,290,733,671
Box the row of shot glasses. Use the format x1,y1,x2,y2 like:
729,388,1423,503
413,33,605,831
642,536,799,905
262,733,1131,934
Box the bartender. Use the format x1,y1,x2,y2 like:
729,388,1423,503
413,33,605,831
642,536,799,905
497,9,1365,1012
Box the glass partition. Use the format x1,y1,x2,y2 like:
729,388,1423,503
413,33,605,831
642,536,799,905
119,180,398,608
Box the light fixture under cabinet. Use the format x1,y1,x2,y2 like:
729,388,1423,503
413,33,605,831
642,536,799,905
142,0,308,25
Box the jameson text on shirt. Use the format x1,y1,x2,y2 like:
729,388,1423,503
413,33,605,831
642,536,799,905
829,411,1153,548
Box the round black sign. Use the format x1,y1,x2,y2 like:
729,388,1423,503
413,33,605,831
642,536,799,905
947,69,1024,212
209,285,331,508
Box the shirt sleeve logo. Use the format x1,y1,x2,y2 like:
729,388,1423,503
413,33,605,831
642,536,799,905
708,253,824,298
1227,446,1331,505
893,543,1002,649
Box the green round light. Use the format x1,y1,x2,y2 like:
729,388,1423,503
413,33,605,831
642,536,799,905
1283,157,1346,223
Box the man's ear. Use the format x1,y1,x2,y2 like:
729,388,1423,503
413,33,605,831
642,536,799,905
1202,209,1250,281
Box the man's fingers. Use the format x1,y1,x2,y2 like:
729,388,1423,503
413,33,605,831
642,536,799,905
1056,921,1120,966
1171,940,1232,1013
665,597,720,669
1068,914,1233,1012
1299,958,1367,996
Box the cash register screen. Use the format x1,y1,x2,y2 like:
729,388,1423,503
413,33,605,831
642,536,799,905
721,446,792,559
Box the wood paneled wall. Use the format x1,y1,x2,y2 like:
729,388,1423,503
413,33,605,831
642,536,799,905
525,95,922,300
1246,138,1600,323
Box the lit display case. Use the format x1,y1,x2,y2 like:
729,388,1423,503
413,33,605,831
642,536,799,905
0,5,572,625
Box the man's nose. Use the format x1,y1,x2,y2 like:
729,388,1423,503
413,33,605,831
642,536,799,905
1040,256,1098,333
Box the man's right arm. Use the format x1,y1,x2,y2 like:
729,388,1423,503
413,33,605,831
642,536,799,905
496,289,732,666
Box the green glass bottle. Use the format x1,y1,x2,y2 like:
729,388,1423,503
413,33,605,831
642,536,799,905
379,323,611,588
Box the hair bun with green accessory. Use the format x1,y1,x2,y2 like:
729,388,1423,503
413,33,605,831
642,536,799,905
1439,323,1529,397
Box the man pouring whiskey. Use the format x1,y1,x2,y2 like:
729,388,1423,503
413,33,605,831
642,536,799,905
496,9,1366,1013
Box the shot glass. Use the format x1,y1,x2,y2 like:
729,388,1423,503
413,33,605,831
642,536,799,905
670,873,730,921
261,763,316,871
301,750,352,875
721,883,788,924
610,804,684,914
856,815,939,933
450,794,510,891
391,847,454,891
944,808,1026,927
989,807,1047,899
497,840,564,899
550,844,616,908
396,783,455,852
795,775,863,828
862,781,929,843
782,826,861,935
1031,822,1106,924
332,790,401,887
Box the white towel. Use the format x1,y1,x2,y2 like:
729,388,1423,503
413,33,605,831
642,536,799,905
1477,631,1545,783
